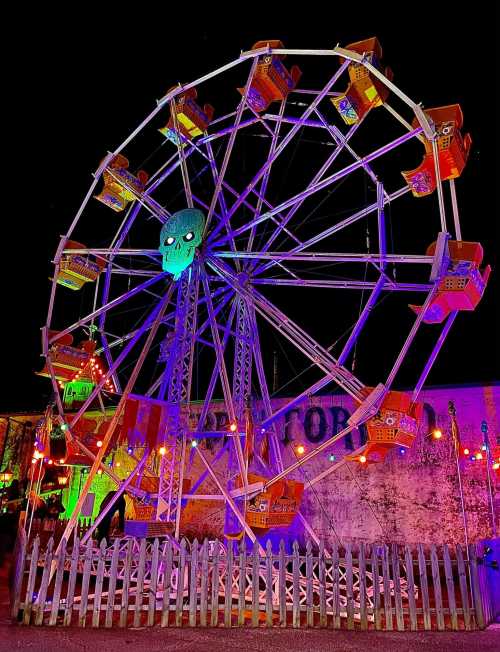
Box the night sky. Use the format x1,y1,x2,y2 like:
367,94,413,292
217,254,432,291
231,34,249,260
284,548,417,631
3,7,498,413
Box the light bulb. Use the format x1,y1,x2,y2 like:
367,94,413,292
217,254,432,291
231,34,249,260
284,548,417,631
359,455,367,464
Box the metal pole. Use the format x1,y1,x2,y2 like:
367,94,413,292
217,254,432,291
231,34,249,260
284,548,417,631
449,179,462,241
481,420,497,537
449,402,469,549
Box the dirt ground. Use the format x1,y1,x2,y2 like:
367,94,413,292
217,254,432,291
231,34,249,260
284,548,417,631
0,624,499,652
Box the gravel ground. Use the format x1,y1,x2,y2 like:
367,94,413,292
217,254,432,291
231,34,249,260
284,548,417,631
0,625,499,652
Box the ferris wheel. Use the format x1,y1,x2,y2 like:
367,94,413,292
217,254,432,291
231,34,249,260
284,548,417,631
38,37,489,550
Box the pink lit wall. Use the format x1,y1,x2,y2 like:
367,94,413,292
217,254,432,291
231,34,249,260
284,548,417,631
185,383,500,545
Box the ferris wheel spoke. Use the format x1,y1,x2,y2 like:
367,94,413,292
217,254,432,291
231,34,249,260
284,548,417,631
200,266,249,487
202,117,261,145
105,168,171,224
384,283,440,391
252,277,433,291
207,61,351,245
95,284,229,363
247,305,283,471
195,287,235,341
200,265,236,423
56,282,175,556
171,101,194,208
255,185,410,277
212,127,422,249
146,146,188,187
204,58,259,235
337,275,387,367
313,107,389,195
62,247,161,258
49,272,169,345
197,297,238,432
208,256,365,401
246,98,287,256
99,203,146,394
215,251,433,265
156,123,299,252
157,266,200,403
203,140,241,272
412,310,458,402
251,117,365,260
66,282,175,432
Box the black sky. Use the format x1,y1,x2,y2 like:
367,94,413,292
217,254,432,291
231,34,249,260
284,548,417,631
3,7,498,412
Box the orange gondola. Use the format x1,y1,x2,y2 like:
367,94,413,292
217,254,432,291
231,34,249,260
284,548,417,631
402,105,472,197
243,473,303,533
410,241,491,324
94,154,149,212
332,37,392,125
56,240,106,290
159,87,214,144
239,40,301,112
347,390,423,463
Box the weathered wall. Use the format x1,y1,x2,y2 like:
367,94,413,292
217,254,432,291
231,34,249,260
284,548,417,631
2,383,498,545
180,383,500,546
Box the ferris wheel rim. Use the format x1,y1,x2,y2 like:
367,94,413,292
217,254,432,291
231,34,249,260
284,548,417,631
39,40,478,551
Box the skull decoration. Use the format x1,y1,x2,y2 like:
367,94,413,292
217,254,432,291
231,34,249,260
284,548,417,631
159,208,205,279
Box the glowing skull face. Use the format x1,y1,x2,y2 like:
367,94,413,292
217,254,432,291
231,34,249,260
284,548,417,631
159,209,205,279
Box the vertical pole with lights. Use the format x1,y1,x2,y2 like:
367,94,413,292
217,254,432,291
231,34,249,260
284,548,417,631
448,402,469,549
481,420,497,537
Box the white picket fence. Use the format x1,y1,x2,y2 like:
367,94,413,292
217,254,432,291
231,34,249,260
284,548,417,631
10,530,493,630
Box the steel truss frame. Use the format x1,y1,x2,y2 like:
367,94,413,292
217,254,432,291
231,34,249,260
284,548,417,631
41,43,467,567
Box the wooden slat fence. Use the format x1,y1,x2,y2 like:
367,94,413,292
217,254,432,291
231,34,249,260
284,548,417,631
10,533,495,630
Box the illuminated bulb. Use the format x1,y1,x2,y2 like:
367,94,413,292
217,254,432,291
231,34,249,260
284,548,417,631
61,423,68,431
97,469,102,475
229,423,237,432
328,454,336,462
59,459,65,464
96,440,103,448
48,459,53,465
493,463,500,470
359,455,367,464
481,444,487,451
127,447,133,454
476,452,483,460
31,458,36,464
463,448,470,456
399,448,406,454
159,446,166,456
432,429,443,440
116,462,121,467
296,445,305,455
191,440,198,448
